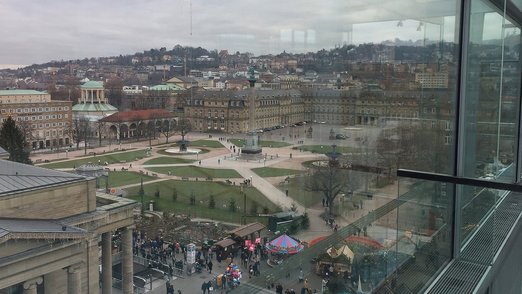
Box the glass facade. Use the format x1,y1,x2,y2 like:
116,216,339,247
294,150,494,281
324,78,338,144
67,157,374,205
234,0,522,293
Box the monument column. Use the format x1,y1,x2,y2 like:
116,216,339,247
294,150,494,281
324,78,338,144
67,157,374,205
22,277,42,294
121,227,134,294
102,232,113,294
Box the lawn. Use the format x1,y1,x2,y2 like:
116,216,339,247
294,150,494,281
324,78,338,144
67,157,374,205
126,180,279,223
40,149,148,169
143,156,195,165
98,171,156,188
279,175,367,213
278,175,322,207
252,167,303,177
146,166,242,178
230,139,291,148
293,145,360,154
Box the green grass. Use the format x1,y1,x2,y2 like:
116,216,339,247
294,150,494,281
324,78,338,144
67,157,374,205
278,175,322,207
143,156,195,165
185,140,224,148
252,167,303,177
99,171,156,188
126,180,279,223
293,145,360,154
279,175,367,211
146,166,241,178
40,149,148,169
230,139,291,148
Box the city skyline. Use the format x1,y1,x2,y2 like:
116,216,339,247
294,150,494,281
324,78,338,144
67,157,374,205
0,0,463,67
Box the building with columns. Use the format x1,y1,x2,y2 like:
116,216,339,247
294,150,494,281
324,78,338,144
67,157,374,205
72,80,119,144
0,160,138,294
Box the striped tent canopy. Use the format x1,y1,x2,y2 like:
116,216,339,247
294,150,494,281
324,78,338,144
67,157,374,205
266,234,304,254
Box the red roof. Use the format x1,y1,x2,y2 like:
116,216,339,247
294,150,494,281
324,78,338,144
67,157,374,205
101,109,174,123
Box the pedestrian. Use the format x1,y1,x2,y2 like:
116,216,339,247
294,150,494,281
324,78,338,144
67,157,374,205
218,159,220,165
208,260,213,273
298,269,304,282
199,160,201,165
202,281,208,294
322,198,325,207
276,284,283,294
222,274,227,289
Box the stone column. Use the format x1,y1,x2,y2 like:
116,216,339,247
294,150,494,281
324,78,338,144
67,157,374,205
122,227,133,294
102,232,113,294
44,269,67,294
22,277,42,294
67,264,82,294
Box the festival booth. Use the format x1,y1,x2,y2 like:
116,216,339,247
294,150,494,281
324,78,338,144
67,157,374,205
228,222,265,244
266,234,304,266
214,238,237,262
315,244,354,276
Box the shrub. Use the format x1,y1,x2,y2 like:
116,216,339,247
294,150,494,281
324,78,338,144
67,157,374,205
301,213,310,229
209,194,216,209
229,198,237,212
250,202,258,215
171,187,178,202
190,191,196,205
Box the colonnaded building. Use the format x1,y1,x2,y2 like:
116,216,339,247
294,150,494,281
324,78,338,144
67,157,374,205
0,160,138,294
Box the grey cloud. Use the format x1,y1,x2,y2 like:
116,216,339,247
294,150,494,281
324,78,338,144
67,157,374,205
0,0,460,65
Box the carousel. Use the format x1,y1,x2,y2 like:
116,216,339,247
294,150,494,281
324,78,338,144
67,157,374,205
266,234,304,266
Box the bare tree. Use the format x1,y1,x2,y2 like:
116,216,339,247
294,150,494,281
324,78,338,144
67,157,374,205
306,147,353,218
17,119,34,148
174,118,192,142
72,116,90,154
376,123,449,173
97,120,107,147
160,120,174,144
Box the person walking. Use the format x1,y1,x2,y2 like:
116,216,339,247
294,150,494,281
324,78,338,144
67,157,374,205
208,260,213,273
202,281,208,294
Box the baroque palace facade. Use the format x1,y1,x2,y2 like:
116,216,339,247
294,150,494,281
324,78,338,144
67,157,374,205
184,87,447,133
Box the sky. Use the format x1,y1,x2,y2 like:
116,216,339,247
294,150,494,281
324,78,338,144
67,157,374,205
0,0,461,68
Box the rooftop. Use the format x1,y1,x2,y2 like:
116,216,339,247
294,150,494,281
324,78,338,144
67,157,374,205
100,109,174,123
72,103,118,113
0,89,49,96
81,80,104,89
0,160,86,196
0,218,86,245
